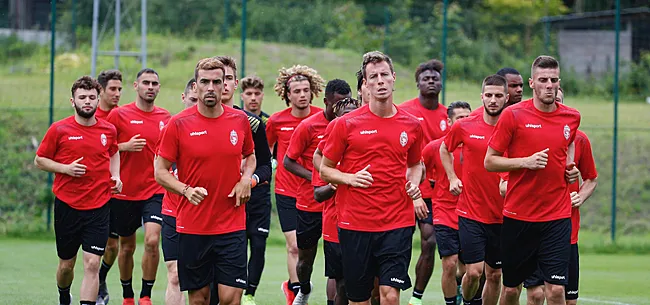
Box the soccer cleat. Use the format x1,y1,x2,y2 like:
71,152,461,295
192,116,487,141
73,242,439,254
242,294,257,305
98,281,110,305
122,298,135,305
137,296,152,305
408,296,423,305
281,281,296,305
292,282,313,305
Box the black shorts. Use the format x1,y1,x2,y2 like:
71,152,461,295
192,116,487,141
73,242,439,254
458,217,502,268
324,241,344,280
108,198,119,239
246,184,271,237
275,194,297,232
178,231,248,291
416,198,433,225
161,215,179,262
434,225,461,258
339,227,414,302
54,198,110,260
523,268,544,288
297,210,323,250
566,243,579,300
110,194,163,237
501,217,571,288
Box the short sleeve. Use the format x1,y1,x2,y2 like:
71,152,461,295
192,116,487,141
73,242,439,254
36,124,59,159
241,117,255,156
322,118,347,164
285,121,310,161
577,134,597,180
407,124,423,167
421,141,438,179
105,109,120,134
108,125,119,156
443,121,465,152
265,116,277,147
488,108,515,153
157,119,179,163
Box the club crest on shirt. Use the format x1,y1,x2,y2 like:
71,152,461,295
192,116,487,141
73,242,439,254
230,130,238,145
399,131,408,147
563,124,570,140
440,120,447,131
159,121,165,131
100,133,107,146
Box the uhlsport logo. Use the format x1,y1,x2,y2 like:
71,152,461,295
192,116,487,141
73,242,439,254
100,133,107,146
551,275,566,280
399,131,408,147
230,130,238,145
563,124,570,140
390,277,405,284
440,119,447,131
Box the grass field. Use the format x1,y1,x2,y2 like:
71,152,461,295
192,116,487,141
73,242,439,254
0,235,648,305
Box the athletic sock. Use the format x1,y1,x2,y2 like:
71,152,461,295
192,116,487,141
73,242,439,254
80,301,96,305
445,296,457,305
140,279,155,298
327,301,335,305
472,297,483,305
299,281,311,294
245,284,257,296
412,288,425,299
463,298,472,305
58,285,71,305
290,281,300,296
98,260,112,283
120,278,134,299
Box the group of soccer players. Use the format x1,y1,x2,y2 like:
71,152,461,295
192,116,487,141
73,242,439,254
36,50,598,305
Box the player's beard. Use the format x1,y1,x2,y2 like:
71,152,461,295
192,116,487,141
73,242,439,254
140,91,157,103
202,93,219,108
484,103,505,117
537,87,557,104
74,103,97,118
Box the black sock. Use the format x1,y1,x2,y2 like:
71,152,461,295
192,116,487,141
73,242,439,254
327,301,335,305
98,260,112,283
299,281,311,294
472,297,483,305
120,278,134,299
80,301,96,305
463,298,472,305
140,279,155,298
290,281,300,296
245,284,257,296
58,285,71,305
413,288,425,299
246,235,266,297
445,296,457,305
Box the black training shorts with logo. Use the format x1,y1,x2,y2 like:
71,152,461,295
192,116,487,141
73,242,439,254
297,210,323,250
275,193,297,232
246,184,271,238
458,216,502,268
161,215,180,262
434,224,461,258
110,193,163,237
324,241,344,280
54,197,110,260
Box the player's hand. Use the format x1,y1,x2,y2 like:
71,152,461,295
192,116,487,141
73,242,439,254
111,176,123,194
565,163,580,184
185,187,208,205
347,165,373,188
570,191,583,207
413,198,429,220
229,178,252,207
449,177,463,196
328,183,338,191
64,157,87,177
524,148,549,170
124,134,147,152
405,181,422,200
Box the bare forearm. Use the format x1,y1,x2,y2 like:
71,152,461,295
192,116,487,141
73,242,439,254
567,142,575,165
241,154,256,182
314,185,336,202
578,178,598,204
155,169,186,195
110,153,120,178
34,156,67,174
284,156,312,181
117,142,129,152
320,165,351,186
484,154,528,172
406,163,423,186
313,149,323,173
440,144,458,181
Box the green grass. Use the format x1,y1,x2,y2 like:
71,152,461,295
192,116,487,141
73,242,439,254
0,236,648,305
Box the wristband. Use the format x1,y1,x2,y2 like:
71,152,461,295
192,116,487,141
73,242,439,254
251,174,259,188
181,184,191,197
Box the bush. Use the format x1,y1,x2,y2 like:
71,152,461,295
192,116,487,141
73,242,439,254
0,35,40,64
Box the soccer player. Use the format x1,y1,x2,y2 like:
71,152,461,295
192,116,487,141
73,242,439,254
155,57,256,305
284,79,352,305
95,69,123,304
96,69,123,119
485,55,581,305
421,101,472,305
158,78,198,305
266,65,325,304
105,68,171,305
470,68,524,117
355,69,371,105
213,56,273,305
399,59,449,305
35,76,122,305
441,75,509,305
241,75,271,124
320,51,427,305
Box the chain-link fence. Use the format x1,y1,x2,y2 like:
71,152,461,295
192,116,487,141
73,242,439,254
1,0,648,238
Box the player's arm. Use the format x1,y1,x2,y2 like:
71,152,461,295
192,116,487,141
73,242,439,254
284,156,312,181
484,146,550,172
313,147,323,173
499,178,507,197
252,120,272,185
34,155,87,177
440,141,463,195
109,152,123,193
320,157,371,187
314,184,337,203
565,141,580,184
154,156,186,195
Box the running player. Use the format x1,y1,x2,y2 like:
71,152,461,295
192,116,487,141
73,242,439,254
105,68,171,305
95,69,123,304
485,55,581,305
284,79,352,305
35,76,122,305
399,59,449,305
441,75,508,305
241,75,271,124
155,57,256,305
266,65,325,304
320,51,427,305
356,69,371,105
470,68,524,117
213,56,273,305
158,78,198,305
421,101,472,305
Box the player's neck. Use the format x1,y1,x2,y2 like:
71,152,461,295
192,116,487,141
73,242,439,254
482,111,499,126
198,103,224,118
246,108,261,116
135,98,155,112
74,114,97,126
369,99,397,118
291,106,310,118
98,100,114,112
418,93,440,110
533,96,558,113
222,97,235,108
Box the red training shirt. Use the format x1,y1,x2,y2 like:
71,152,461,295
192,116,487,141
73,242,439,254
444,115,503,224
157,105,254,235
488,98,581,222
95,106,117,120
422,137,463,229
106,102,171,201
322,105,424,232
570,130,597,244
266,105,322,198
155,125,180,217
315,119,339,242
37,116,118,210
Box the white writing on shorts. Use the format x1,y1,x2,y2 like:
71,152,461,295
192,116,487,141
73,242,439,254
257,228,269,233
236,278,247,284
391,278,405,284
551,275,566,280
91,245,105,251
150,215,163,221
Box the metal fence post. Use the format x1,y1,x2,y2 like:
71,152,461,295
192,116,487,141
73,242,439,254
441,0,449,105
47,0,57,231
611,0,621,243
240,0,247,108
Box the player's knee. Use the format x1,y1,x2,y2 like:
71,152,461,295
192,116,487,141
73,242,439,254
546,284,565,300
420,234,436,254
144,233,160,252
166,263,180,286
466,265,483,282
84,255,101,273
527,287,545,305
287,243,299,257
441,256,458,274
379,288,399,305
58,260,75,275
503,286,520,300
105,239,119,255
566,299,577,305
249,235,267,252
119,243,136,256
485,268,502,283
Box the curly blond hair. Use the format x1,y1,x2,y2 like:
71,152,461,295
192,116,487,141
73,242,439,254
274,65,325,105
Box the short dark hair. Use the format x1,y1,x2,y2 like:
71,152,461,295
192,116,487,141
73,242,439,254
482,74,508,92
325,79,351,97
71,76,102,97
414,59,443,82
240,75,264,91
194,57,226,81
184,78,195,95
213,56,237,76
496,67,520,77
531,55,559,76
356,69,363,93
334,97,361,115
136,68,158,80
361,51,394,79
447,101,471,118
97,69,122,89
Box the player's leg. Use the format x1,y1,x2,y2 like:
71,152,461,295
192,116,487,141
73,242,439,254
482,223,503,305
539,219,571,305
500,217,540,305
243,186,271,305
80,251,103,302
54,198,81,305
112,199,142,302
523,268,545,305
162,215,185,305
79,202,110,304
178,234,216,305
213,231,247,305
98,200,119,304
435,225,461,305
326,278,336,305
409,198,435,305
324,241,346,305
377,227,414,305
294,210,323,304
339,229,376,305
140,194,164,303
565,243,579,305
458,217,487,304
276,194,300,303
